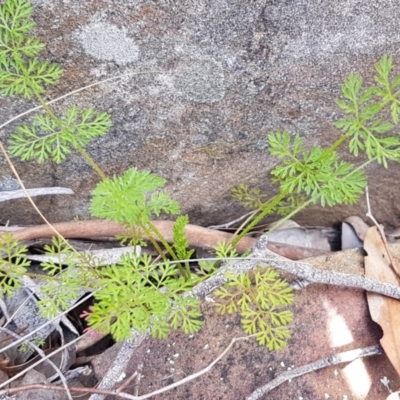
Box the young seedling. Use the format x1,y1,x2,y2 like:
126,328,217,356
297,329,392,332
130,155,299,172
231,55,400,244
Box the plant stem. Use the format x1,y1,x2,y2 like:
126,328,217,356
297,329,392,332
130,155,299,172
75,146,107,180
146,221,190,279
323,134,349,156
349,157,375,175
140,225,169,262
230,192,286,248
147,222,178,260
229,209,266,244
265,199,312,233
34,93,59,120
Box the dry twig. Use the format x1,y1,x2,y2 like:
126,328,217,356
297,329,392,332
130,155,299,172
188,235,400,301
0,187,73,202
246,344,383,399
0,326,73,400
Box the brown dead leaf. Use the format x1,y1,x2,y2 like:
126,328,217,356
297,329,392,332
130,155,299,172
364,226,400,377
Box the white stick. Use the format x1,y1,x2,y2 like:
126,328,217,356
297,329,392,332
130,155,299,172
0,187,73,202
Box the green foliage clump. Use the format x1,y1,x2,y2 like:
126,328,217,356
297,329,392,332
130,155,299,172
231,55,400,244
87,254,202,341
0,0,292,349
8,106,112,164
334,55,400,166
36,237,100,318
172,215,195,273
90,167,193,279
0,0,112,167
268,131,367,206
90,168,181,226
0,233,30,295
0,0,62,98
231,184,268,209
214,267,294,351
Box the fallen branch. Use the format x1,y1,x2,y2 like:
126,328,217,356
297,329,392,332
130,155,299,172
188,235,400,301
4,222,397,298
0,219,329,259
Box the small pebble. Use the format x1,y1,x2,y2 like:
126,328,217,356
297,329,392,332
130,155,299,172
117,373,126,382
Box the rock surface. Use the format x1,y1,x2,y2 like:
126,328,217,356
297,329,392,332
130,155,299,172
1,0,400,227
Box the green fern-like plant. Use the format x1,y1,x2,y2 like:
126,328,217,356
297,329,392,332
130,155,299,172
0,0,111,181
8,106,112,164
36,237,101,318
334,55,400,166
0,0,253,348
90,168,181,226
0,233,30,296
214,267,294,350
0,0,62,98
268,131,368,206
172,215,195,273
90,167,193,279
231,55,400,244
87,253,202,341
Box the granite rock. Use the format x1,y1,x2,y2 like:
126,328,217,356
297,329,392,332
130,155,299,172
1,0,400,227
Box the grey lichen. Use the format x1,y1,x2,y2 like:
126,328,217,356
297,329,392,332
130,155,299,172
78,22,139,64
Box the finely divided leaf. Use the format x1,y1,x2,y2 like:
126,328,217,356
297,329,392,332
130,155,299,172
91,168,179,226
214,267,294,350
0,232,30,296
172,215,194,260
8,106,111,163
